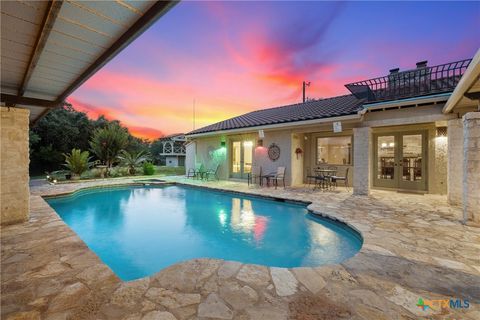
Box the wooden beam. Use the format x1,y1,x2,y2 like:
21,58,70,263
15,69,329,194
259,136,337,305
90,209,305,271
18,0,64,97
1,93,59,108
55,1,178,104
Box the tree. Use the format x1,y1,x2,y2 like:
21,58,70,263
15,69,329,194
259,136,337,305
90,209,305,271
63,149,94,179
89,123,129,168
117,150,150,175
149,139,164,165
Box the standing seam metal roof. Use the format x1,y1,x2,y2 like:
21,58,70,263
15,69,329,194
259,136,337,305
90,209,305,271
188,94,365,135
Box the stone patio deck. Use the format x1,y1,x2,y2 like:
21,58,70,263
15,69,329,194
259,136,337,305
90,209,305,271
1,176,479,319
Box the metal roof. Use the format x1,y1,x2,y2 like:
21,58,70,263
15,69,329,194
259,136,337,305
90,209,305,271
188,94,365,135
1,0,177,123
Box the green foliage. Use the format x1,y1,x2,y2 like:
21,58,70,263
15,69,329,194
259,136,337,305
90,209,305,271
89,123,129,168
117,150,150,175
108,166,130,178
63,149,93,178
29,103,159,176
143,162,156,175
149,139,165,165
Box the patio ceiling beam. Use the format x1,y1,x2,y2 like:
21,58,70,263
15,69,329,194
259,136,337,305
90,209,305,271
1,94,59,108
54,0,178,105
18,0,64,98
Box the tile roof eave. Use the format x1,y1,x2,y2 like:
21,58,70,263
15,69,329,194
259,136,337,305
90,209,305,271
186,111,363,138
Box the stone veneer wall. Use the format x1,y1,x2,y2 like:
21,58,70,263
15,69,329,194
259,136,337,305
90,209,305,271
462,112,480,223
447,119,463,205
353,127,371,195
1,107,30,225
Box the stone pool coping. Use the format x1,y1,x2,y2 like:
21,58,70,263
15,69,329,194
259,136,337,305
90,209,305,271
2,177,479,319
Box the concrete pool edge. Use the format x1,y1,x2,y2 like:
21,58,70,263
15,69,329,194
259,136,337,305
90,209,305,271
3,178,478,319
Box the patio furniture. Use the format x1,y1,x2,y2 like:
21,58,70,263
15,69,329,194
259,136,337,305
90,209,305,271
306,167,325,187
203,164,219,181
262,167,286,189
187,163,204,179
247,165,262,186
331,167,350,190
314,167,337,190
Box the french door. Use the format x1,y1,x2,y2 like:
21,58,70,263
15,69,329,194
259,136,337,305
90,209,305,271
373,131,427,191
231,140,253,179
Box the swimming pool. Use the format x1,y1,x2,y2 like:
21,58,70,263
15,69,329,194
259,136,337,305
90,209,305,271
46,185,362,281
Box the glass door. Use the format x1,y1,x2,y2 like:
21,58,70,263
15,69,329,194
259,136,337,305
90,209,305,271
398,133,426,191
373,131,427,191
231,140,253,179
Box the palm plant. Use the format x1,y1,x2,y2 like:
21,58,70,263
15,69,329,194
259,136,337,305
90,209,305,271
117,150,150,175
89,123,129,169
63,149,93,179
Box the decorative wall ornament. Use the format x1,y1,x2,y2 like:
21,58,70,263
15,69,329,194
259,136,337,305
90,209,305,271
268,143,281,161
295,147,303,159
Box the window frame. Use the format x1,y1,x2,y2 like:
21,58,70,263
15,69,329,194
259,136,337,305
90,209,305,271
315,134,353,166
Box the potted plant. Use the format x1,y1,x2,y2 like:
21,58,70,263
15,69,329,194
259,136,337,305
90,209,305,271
63,149,94,180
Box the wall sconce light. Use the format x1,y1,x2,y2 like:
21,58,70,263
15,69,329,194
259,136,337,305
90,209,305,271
436,126,447,137
220,140,226,147
257,139,263,147
258,130,265,139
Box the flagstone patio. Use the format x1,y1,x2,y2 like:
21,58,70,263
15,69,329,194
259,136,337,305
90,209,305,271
1,177,479,319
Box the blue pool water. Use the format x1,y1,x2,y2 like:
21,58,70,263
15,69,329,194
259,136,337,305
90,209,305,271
47,185,362,281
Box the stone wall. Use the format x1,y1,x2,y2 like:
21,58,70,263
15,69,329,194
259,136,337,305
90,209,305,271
462,112,480,223
353,127,371,195
1,107,30,225
447,119,463,205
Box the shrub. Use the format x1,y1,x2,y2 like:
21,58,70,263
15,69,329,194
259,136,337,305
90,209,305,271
143,162,155,175
63,149,93,179
109,166,130,178
117,150,150,175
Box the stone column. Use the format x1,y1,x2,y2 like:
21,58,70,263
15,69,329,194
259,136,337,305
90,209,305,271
447,119,463,205
462,112,480,224
353,127,372,195
1,107,30,225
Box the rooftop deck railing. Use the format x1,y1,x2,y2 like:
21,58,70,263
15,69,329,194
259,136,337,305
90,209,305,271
345,59,472,103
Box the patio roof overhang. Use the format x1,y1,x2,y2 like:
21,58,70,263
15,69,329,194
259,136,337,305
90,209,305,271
186,113,363,138
443,48,480,113
1,0,178,124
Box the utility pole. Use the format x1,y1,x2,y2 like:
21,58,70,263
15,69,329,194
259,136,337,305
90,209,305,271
303,81,311,103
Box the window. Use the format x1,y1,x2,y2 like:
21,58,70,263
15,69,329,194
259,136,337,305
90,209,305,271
317,136,352,165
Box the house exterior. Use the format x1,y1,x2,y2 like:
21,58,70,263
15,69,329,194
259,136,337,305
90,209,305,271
158,133,186,167
186,52,480,223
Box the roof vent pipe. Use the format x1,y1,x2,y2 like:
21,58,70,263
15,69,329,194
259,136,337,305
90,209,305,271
416,60,428,68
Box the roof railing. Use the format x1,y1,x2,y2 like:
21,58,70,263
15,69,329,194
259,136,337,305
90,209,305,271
345,59,472,103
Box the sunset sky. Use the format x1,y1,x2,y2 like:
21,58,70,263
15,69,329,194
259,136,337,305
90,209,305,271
69,1,480,140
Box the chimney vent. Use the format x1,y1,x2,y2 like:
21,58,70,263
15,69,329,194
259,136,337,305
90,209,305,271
416,60,428,68
389,68,400,74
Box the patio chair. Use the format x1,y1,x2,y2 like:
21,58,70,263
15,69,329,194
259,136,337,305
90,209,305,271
332,167,350,190
203,164,219,181
187,163,203,179
247,165,262,186
306,167,325,188
268,166,286,189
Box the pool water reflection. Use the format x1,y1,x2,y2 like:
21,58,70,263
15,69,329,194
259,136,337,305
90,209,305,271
47,185,362,281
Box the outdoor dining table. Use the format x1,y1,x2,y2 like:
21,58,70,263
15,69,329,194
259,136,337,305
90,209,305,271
313,168,337,190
